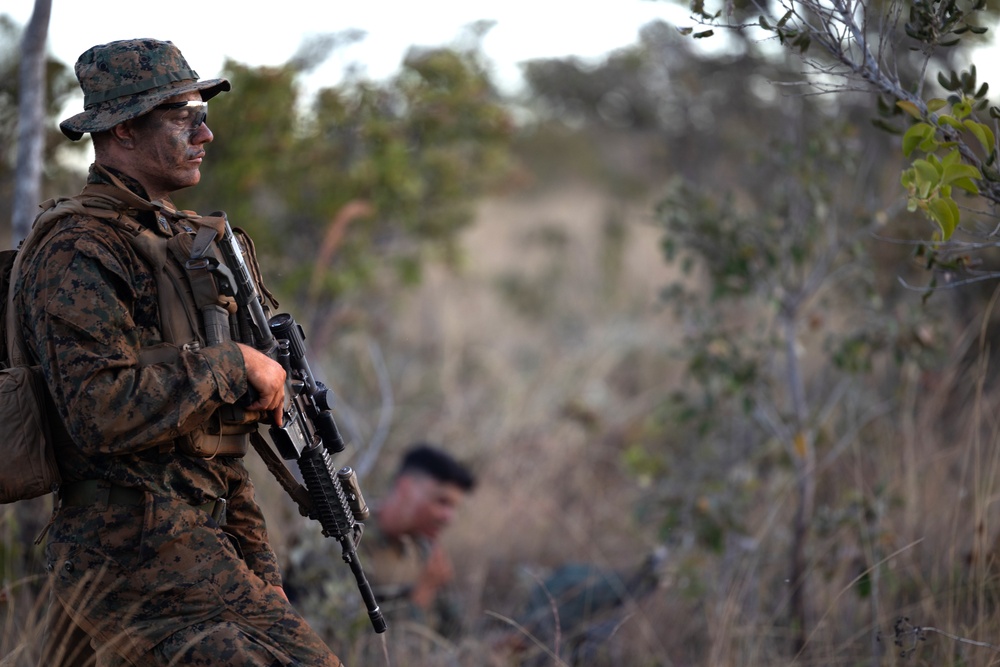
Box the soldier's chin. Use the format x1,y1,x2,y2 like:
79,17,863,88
177,169,201,190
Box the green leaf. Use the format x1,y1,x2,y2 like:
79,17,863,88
897,100,923,119
901,168,916,188
902,122,934,156
944,197,961,234
941,162,982,186
856,570,872,598
939,115,964,130
914,158,942,181
912,160,940,198
963,119,995,151
938,71,961,90
928,197,959,238
927,98,949,112
952,177,980,194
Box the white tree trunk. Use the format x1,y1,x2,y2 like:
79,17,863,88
12,0,52,246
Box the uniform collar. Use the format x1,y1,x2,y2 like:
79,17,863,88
87,163,186,235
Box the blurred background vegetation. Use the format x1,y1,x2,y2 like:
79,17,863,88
7,2,1000,665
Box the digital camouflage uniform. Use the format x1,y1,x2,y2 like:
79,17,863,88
17,39,343,667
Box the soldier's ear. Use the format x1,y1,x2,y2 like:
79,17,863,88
110,121,137,149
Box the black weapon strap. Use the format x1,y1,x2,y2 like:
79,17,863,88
248,430,314,518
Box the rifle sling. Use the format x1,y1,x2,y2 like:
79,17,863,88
249,430,313,517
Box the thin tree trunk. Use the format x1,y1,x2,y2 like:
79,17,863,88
782,300,815,657
9,0,54,596
12,0,52,246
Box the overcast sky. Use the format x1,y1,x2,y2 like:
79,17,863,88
5,0,688,94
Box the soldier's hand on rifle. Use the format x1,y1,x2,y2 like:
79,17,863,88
237,343,286,427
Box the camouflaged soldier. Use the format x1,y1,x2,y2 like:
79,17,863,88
14,39,343,666
355,445,474,633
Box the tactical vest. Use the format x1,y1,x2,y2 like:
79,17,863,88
14,175,275,459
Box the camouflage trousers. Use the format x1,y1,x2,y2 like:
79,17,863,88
41,495,342,666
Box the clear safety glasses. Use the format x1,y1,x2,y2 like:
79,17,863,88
153,100,208,131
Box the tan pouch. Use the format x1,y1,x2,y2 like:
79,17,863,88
177,407,260,458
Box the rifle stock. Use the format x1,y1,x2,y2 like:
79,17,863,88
211,213,387,634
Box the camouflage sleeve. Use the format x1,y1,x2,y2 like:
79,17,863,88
225,469,282,587
23,222,248,455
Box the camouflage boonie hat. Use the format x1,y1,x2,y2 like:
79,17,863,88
59,38,231,141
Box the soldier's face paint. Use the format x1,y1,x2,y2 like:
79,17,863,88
153,100,209,134
127,92,213,199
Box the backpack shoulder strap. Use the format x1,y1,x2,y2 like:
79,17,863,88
6,199,86,367
4,193,147,368
0,249,18,369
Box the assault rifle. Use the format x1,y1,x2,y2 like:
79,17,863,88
193,212,387,634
